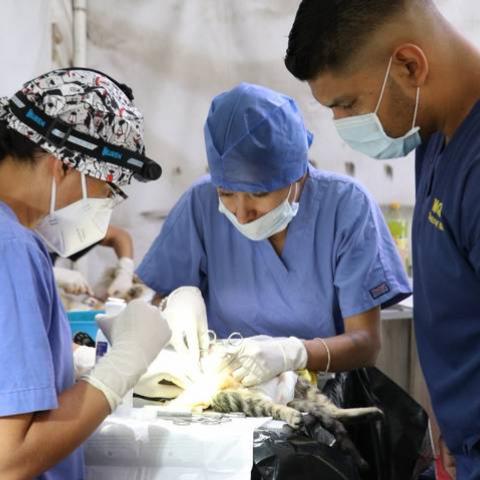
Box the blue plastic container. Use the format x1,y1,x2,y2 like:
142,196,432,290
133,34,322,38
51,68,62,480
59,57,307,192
67,310,105,339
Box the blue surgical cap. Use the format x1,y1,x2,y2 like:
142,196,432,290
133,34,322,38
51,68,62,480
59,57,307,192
204,83,313,192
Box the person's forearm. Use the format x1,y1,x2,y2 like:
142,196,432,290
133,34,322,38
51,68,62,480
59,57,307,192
304,330,381,372
0,381,109,479
0,298,171,478
101,226,133,259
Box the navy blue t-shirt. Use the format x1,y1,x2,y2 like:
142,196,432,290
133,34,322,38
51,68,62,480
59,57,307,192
413,101,480,455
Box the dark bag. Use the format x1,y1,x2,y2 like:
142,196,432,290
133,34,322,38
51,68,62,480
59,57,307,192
252,431,360,480
328,367,432,480
252,367,432,480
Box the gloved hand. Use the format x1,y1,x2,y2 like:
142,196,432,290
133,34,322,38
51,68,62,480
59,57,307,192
227,336,308,387
163,286,210,378
54,266,93,295
82,299,172,411
107,257,135,298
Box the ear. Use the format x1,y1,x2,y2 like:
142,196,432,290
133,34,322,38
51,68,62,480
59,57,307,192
391,44,429,88
48,156,73,185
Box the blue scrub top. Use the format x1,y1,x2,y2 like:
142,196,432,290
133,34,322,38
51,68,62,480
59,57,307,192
138,166,410,339
413,101,480,455
0,202,84,479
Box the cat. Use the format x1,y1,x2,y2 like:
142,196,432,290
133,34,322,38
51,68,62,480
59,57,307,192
136,344,383,471
210,375,382,471
134,287,383,470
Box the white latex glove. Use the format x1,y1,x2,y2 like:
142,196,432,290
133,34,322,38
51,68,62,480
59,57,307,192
227,336,308,387
73,345,96,380
54,266,92,296
82,299,172,411
107,257,134,298
163,286,210,378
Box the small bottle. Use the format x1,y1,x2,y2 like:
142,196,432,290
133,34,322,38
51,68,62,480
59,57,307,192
94,328,109,363
95,298,125,362
94,328,109,362
386,202,410,274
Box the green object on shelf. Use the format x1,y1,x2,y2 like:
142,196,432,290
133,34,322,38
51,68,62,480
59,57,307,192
386,202,410,274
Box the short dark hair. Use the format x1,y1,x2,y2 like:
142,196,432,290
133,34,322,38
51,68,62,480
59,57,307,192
0,120,43,164
285,0,408,80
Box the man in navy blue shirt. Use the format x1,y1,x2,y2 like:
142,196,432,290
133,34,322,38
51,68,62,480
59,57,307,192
285,1,480,477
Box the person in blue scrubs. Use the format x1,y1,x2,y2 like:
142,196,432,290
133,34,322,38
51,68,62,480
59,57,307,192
0,69,170,479
285,1,480,477
138,83,410,387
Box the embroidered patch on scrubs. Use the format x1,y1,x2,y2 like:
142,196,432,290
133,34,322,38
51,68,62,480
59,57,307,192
369,282,390,299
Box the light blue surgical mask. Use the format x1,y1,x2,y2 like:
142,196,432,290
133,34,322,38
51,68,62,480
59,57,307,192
218,184,299,241
334,57,421,159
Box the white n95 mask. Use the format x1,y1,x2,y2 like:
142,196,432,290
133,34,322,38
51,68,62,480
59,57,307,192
35,173,113,258
218,184,299,241
334,57,421,159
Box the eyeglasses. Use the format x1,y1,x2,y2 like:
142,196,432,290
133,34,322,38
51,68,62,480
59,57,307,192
106,182,128,207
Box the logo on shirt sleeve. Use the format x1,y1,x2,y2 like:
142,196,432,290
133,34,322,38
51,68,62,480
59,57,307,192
369,282,391,300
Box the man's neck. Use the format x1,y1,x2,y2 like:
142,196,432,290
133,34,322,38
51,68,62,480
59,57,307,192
436,37,480,142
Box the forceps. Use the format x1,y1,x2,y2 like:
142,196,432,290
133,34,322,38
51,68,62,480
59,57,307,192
206,330,245,371
207,329,243,348
157,410,246,426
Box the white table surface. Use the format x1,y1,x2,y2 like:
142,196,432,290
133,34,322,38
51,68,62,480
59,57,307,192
84,408,269,480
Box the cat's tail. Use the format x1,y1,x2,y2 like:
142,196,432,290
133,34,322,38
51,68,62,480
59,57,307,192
211,390,303,428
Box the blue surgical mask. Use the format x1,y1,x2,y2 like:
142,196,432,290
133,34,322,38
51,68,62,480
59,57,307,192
334,57,421,159
218,184,299,241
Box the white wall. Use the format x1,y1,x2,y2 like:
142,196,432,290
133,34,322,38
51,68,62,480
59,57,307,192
1,0,480,281
86,0,418,212
0,0,51,96
82,0,480,275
